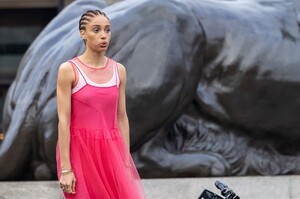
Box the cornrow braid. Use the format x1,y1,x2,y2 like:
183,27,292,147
79,10,110,31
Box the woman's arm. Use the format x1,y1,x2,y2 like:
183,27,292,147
57,62,73,170
117,63,130,150
57,62,76,194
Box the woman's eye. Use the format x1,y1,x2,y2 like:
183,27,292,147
93,29,99,33
105,28,111,33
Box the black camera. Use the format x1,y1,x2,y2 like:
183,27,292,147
198,181,240,199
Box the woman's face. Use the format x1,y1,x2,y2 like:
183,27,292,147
81,15,111,52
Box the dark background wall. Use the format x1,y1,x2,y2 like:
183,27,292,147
0,1,67,130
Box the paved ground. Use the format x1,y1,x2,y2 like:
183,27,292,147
0,175,299,199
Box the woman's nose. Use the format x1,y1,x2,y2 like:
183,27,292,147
100,31,107,39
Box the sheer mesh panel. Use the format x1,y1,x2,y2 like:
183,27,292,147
74,57,114,85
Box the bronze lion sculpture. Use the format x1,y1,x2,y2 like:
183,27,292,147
1,0,300,179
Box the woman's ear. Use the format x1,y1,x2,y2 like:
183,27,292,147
80,30,86,40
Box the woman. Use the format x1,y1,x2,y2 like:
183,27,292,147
56,10,146,199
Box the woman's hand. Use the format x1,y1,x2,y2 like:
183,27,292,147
59,171,76,194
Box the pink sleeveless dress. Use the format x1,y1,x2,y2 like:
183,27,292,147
56,57,146,199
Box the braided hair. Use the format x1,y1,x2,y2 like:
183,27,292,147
79,10,110,31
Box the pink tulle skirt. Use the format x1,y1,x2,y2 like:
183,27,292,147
56,127,146,199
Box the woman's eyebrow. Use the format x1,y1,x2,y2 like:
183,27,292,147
91,25,110,28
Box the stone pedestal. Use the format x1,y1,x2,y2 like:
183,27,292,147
0,175,299,199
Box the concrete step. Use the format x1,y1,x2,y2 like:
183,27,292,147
0,175,299,199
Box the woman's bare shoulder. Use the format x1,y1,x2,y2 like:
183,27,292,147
116,62,126,74
59,61,73,73
57,61,74,82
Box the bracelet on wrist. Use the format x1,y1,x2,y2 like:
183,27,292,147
61,169,73,175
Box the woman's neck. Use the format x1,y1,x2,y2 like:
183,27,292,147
80,50,106,68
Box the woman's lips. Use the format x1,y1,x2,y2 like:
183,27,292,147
100,42,108,47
